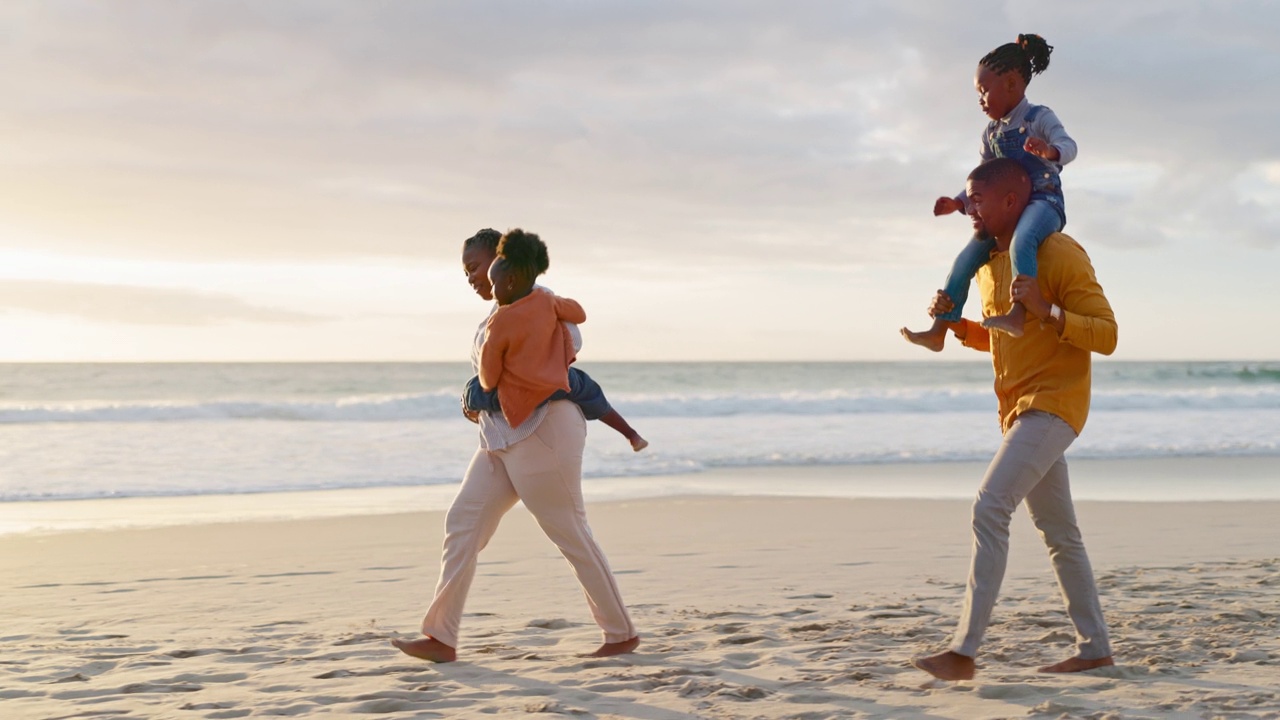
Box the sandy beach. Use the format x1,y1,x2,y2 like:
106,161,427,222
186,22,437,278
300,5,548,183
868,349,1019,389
3,460,1279,719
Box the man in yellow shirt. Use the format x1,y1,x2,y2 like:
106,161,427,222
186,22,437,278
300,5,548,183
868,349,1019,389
913,158,1117,681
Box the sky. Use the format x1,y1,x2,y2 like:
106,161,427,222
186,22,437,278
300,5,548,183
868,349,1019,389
1,1,1277,362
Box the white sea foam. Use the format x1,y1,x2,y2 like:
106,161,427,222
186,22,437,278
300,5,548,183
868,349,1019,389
1,362,1277,504
2,386,1277,423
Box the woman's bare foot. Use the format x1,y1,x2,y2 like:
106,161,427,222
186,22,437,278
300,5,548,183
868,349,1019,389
900,324,947,352
589,636,640,658
911,650,976,680
982,302,1027,337
629,436,649,452
391,636,456,663
1039,655,1114,673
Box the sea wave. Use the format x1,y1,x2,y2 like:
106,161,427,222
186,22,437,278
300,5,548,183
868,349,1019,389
2,385,1278,424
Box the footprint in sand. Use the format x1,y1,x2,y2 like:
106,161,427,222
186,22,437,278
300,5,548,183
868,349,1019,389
526,618,574,630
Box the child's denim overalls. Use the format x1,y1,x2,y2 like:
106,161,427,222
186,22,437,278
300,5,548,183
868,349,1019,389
937,104,1068,323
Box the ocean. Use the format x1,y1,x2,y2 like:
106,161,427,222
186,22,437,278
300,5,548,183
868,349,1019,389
1,361,1277,510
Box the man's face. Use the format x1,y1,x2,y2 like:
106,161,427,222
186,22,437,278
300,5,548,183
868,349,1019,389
462,244,497,301
974,65,1018,121
965,179,1014,238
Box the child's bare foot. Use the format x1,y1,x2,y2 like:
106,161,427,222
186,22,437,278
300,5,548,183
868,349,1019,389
911,650,976,680
900,325,947,352
588,636,640,657
629,436,649,452
391,636,456,663
982,302,1027,337
1038,655,1114,673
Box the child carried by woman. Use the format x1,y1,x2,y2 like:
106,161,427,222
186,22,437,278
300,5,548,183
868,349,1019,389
464,228,648,451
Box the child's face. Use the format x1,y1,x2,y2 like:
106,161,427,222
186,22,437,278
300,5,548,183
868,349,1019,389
488,259,520,306
974,65,1021,121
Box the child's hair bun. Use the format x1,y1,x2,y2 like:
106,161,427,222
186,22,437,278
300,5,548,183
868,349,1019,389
1016,34,1053,76
497,228,551,276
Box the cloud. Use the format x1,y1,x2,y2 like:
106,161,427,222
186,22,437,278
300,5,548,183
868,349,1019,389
0,280,325,325
0,0,1275,271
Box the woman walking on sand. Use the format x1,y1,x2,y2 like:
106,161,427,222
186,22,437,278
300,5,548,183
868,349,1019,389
393,228,639,663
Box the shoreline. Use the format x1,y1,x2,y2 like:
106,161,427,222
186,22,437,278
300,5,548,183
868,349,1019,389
3,455,1279,537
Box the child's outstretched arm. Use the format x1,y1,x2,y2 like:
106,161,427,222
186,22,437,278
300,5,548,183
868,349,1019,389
1024,107,1076,165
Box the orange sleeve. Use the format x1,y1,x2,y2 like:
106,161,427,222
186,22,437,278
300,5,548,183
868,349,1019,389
1050,243,1118,356
957,319,990,353
553,295,587,324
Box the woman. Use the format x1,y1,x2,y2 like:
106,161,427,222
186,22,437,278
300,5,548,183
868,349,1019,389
393,228,639,663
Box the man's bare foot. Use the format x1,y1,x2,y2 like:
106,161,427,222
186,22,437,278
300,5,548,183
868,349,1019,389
1038,655,1114,673
391,636,456,663
982,303,1027,337
629,436,649,452
911,650,976,681
900,325,947,352
589,636,639,658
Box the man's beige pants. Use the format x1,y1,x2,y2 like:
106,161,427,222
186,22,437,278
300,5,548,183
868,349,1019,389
951,410,1112,660
421,401,636,648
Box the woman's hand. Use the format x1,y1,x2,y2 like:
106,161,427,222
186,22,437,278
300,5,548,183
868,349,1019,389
1023,137,1060,161
934,196,962,216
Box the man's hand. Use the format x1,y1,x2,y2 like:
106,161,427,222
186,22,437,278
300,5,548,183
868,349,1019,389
927,290,956,319
1023,137,1060,161
934,196,962,216
1010,275,1052,320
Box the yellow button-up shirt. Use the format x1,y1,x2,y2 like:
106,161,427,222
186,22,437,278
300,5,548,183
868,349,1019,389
959,232,1118,435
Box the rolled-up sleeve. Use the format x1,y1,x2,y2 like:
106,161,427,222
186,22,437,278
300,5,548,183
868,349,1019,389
1034,107,1077,167
1051,245,1117,355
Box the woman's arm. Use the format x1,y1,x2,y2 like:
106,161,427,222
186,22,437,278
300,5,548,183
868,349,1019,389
478,315,507,391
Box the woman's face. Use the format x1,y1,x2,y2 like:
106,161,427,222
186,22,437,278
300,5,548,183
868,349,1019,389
461,243,498,301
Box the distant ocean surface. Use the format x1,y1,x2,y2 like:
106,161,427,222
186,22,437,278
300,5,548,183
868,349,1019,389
1,361,1277,503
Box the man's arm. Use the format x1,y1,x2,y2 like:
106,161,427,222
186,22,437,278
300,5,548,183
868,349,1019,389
1016,240,1117,355
928,290,990,352
955,319,990,353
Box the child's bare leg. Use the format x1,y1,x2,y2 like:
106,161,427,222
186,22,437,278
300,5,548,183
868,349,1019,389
900,317,948,352
599,410,648,451
982,302,1027,337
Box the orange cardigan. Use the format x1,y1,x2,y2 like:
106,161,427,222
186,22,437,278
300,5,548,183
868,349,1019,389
479,288,587,427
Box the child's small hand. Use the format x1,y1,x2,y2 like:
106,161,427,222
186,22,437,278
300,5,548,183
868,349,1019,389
934,196,962,216
1023,137,1060,161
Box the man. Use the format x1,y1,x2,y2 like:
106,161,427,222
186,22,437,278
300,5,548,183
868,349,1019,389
912,158,1117,681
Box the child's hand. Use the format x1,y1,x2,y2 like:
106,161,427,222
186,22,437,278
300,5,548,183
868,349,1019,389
1023,137,1061,161
934,196,962,216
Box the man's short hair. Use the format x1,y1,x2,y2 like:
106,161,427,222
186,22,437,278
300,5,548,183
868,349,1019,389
968,158,1030,195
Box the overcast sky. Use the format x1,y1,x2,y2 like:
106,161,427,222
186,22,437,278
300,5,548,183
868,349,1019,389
2,1,1277,361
